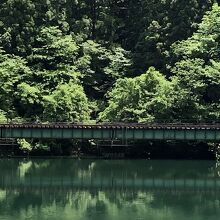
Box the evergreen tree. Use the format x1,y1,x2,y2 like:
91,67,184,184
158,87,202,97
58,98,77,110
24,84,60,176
170,3,220,120
0,0,36,56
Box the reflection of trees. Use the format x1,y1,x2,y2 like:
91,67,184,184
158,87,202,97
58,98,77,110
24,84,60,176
0,159,220,219
150,192,220,218
0,189,220,219
0,159,218,182
1,159,217,179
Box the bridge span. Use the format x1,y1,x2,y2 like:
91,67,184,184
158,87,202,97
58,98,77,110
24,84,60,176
0,123,220,141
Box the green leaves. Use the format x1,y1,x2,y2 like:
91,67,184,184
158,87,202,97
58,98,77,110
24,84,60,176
0,0,219,125
168,4,220,121
43,82,90,122
29,26,79,69
16,83,41,105
28,26,131,102
99,67,173,122
0,0,36,55
17,139,32,152
0,52,31,117
131,0,214,74
76,40,131,99
170,58,220,120
0,110,7,122
0,44,91,122
171,3,220,61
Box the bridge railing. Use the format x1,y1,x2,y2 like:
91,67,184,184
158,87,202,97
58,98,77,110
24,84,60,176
0,119,220,127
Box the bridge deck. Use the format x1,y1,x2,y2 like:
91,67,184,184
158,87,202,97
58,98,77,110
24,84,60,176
0,123,220,141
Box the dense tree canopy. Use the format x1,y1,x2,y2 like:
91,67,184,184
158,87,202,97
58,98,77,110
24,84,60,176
43,82,90,122
99,67,174,122
0,1,219,124
169,3,220,121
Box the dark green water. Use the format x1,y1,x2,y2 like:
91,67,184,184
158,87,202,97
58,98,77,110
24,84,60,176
0,159,220,220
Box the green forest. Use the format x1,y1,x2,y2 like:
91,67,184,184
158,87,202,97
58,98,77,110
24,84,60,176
0,0,220,156
0,0,220,124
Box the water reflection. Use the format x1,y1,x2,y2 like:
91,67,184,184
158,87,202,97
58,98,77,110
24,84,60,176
0,159,220,220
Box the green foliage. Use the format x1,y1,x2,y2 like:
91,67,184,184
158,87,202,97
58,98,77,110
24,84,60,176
0,51,32,118
14,82,43,119
17,139,33,152
121,0,214,74
0,0,36,55
168,4,220,121
43,82,90,122
28,26,131,101
0,110,7,122
76,40,131,99
17,83,41,105
0,43,91,121
99,67,173,122
171,3,220,61
170,59,220,120
29,26,79,69
0,0,219,128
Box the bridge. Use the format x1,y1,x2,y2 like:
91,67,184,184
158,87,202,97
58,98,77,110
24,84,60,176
0,123,220,141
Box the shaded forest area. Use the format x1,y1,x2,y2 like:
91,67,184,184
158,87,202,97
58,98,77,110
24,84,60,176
0,0,220,157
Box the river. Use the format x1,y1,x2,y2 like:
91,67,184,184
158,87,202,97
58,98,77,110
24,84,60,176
0,159,220,220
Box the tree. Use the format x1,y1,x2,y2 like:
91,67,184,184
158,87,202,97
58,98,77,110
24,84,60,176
0,50,32,119
170,3,220,63
113,0,214,74
169,4,220,120
27,26,81,92
28,26,79,70
15,82,43,119
43,82,90,122
76,40,131,99
99,67,174,122
170,59,220,120
0,0,36,56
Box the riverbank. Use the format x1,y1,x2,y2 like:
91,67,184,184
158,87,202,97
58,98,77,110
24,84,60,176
0,140,217,160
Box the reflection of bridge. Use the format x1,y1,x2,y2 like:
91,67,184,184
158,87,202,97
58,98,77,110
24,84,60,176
1,176,220,192
0,123,220,141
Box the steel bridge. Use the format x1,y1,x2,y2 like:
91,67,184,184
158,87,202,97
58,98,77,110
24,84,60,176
0,123,220,141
